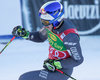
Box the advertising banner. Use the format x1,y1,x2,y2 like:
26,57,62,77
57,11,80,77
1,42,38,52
20,0,100,35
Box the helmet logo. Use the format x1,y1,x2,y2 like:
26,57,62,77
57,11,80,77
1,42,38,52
39,8,46,14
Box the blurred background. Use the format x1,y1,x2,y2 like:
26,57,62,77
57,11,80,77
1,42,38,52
0,0,100,80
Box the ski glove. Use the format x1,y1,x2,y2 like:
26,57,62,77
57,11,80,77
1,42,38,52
12,26,29,39
43,59,62,72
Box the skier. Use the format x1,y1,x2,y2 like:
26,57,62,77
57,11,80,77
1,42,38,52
12,1,84,80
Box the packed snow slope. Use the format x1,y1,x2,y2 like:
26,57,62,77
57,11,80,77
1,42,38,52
0,36,100,80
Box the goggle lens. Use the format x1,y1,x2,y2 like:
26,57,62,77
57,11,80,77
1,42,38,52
41,19,50,26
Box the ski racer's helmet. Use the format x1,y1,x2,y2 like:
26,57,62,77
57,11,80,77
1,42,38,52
39,1,64,29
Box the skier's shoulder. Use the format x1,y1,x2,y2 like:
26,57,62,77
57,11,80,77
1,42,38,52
63,18,76,30
60,19,78,36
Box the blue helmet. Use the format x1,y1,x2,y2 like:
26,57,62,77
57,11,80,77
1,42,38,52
39,1,64,28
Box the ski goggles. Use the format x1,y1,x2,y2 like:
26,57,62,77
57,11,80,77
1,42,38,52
40,19,51,26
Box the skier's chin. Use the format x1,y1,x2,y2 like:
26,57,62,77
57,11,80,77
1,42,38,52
45,24,53,31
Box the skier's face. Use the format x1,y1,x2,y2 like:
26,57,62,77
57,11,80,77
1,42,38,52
40,19,53,31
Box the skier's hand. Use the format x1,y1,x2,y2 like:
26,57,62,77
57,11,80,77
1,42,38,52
12,26,29,39
43,59,62,72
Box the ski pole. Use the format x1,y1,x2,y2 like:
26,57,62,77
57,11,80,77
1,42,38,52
56,69,77,80
0,36,15,54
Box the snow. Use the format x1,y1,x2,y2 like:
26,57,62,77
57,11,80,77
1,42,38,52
73,36,100,80
0,36,100,80
0,0,21,35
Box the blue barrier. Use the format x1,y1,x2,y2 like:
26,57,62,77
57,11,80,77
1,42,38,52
0,35,23,44
0,35,23,39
